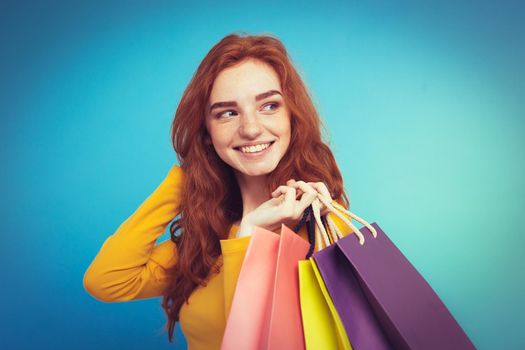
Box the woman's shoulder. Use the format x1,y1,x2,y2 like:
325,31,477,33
168,163,184,179
160,163,184,192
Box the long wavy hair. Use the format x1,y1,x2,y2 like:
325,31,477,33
161,32,350,342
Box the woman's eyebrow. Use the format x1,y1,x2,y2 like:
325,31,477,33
208,90,282,112
254,89,282,102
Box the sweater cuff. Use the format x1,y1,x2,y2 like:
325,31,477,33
220,236,251,254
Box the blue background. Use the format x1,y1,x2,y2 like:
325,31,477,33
1,0,524,349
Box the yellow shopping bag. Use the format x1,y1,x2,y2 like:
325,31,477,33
296,197,358,350
298,256,352,350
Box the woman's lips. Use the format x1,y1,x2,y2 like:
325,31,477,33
235,141,275,158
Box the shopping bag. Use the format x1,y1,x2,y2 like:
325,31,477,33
293,200,352,350
313,201,476,350
267,225,309,349
221,226,279,350
221,222,310,349
298,257,352,350
313,244,392,350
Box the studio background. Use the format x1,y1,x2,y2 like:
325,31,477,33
1,0,523,349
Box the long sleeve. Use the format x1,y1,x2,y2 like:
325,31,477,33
220,235,252,320
83,164,183,302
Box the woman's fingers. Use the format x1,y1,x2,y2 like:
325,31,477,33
308,182,332,200
287,180,322,218
291,180,334,216
282,186,297,211
270,184,315,220
295,190,317,217
290,181,317,203
272,182,297,198
272,180,335,218
308,182,333,216
252,180,337,233
271,185,297,209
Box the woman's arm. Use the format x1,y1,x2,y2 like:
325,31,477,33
83,164,183,302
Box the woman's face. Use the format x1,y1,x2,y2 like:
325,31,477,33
205,58,292,178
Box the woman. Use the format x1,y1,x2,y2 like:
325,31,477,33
83,33,353,349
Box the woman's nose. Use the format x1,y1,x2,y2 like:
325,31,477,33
238,113,263,139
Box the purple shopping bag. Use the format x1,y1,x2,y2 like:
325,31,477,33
313,244,392,350
313,222,476,350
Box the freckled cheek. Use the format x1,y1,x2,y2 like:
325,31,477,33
212,126,237,148
275,120,292,137
265,114,291,134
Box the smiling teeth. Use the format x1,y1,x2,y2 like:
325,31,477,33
239,143,271,153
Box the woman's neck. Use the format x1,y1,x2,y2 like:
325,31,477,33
234,172,269,223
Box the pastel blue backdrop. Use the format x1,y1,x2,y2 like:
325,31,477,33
1,1,523,349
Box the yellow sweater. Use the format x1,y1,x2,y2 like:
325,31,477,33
83,164,353,349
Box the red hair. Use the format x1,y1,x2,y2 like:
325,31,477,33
162,32,349,342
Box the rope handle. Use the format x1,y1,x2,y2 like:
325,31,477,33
311,198,331,250
316,194,377,246
293,193,377,249
292,202,332,256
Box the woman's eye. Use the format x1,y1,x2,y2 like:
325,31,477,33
216,110,237,119
262,102,279,112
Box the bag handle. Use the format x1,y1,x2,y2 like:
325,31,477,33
293,193,377,252
293,200,333,256
317,194,377,245
312,198,332,249
292,206,315,258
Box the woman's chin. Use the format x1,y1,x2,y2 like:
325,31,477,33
234,164,277,178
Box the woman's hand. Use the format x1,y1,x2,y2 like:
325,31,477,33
285,179,333,216
236,180,334,238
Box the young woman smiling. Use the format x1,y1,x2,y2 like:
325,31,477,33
83,33,354,349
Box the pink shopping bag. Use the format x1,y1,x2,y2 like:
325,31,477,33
221,224,309,350
268,225,309,349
